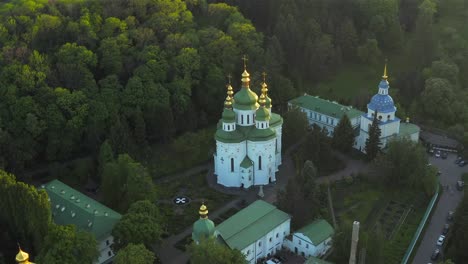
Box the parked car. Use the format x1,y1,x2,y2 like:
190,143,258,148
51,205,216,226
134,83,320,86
448,211,454,221
436,235,446,246
459,160,467,167
265,258,281,264
442,152,448,159
429,148,435,155
431,249,440,260
457,181,465,191
455,156,463,164
435,150,441,158
443,224,450,235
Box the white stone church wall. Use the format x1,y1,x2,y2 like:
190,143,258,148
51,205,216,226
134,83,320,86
247,139,277,185
215,141,246,187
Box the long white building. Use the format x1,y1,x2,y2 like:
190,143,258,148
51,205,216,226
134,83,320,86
289,63,420,152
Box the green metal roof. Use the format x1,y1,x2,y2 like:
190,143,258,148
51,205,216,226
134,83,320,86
215,200,290,250
398,122,420,137
255,107,270,121
304,256,333,264
192,218,215,242
288,95,364,119
233,87,259,110
269,113,283,127
222,108,236,122
43,180,122,240
240,156,253,168
215,123,277,143
295,219,334,245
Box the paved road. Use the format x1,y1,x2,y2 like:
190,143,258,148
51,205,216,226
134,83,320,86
412,153,467,264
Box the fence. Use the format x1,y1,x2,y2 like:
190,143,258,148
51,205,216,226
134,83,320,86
400,183,440,264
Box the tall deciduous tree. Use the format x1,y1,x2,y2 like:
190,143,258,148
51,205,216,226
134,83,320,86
112,200,163,251
102,154,156,212
114,243,155,264
278,160,322,229
365,114,381,160
332,114,355,153
447,192,468,262
282,108,308,148
36,224,99,264
409,0,438,69
0,170,51,253
188,238,246,264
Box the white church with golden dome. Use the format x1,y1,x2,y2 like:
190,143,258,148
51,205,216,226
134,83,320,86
213,61,283,188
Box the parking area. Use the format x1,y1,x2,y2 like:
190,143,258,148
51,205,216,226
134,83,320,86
412,153,468,264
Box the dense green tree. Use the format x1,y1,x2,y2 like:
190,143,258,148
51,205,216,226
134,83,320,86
98,140,114,179
102,154,156,212
409,0,438,69
188,238,246,264
112,200,163,251
303,125,337,174
282,107,308,148
373,139,436,195
365,114,381,160
421,78,455,125
278,160,322,229
0,171,51,254
332,114,355,153
36,224,99,264
357,38,382,65
114,243,155,264
330,222,352,263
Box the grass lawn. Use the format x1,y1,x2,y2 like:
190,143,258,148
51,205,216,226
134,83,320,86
157,171,234,235
330,178,430,264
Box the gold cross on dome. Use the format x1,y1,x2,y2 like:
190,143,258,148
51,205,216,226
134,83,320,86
242,55,248,70
262,72,267,83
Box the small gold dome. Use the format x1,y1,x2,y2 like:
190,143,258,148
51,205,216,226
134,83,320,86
199,204,208,218
16,248,29,262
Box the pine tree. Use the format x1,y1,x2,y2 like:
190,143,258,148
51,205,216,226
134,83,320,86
365,114,382,160
332,114,355,153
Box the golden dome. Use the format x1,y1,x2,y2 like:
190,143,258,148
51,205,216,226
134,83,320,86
258,93,266,106
199,204,208,218
16,247,29,263
241,70,250,86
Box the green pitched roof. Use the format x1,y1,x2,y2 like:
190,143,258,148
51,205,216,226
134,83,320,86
399,122,420,137
215,122,277,143
215,200,290,250
305,256,334,264
43,180,121,240
289,95,364,119
296,219,334,245
240,156,253,168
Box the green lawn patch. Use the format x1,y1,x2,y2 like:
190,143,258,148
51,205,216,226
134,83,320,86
157,171,233,235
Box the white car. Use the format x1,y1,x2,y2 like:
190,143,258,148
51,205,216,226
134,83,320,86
436,235,446,246
435,151,441,158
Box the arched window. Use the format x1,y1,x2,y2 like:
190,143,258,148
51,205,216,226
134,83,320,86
378,115,382,120
247,115,250,124
241,115,244,124
231,158,234,172
258,156,262,170
387,114,391,120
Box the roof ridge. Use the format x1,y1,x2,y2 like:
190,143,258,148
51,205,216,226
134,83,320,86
220,206,278,240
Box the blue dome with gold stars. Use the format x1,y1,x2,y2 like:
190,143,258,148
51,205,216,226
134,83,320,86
367,64,396,113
